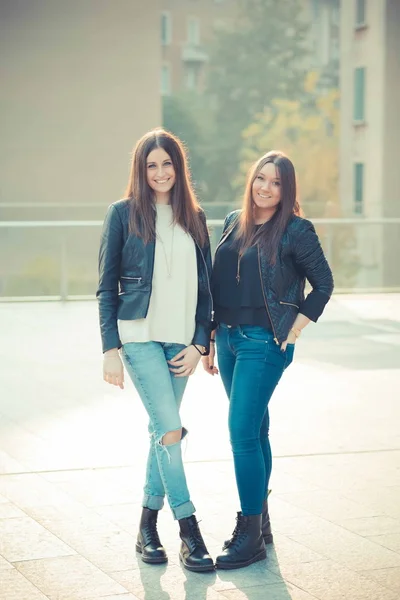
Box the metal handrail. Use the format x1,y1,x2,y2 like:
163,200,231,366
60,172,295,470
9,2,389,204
1,217,400,227
1,218,400,301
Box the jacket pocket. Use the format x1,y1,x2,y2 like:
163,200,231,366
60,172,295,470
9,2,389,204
279,300,300,309
120,276,142,282
119,276,146,295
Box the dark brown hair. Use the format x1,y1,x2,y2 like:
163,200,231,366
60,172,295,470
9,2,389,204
236,150,302,262
125,128,206,246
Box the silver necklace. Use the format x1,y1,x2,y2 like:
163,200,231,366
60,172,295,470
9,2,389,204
157,225,175,278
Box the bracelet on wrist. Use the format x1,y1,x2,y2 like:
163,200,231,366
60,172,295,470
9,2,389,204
210,339,215,344
290,327,301,338
192,344,207,356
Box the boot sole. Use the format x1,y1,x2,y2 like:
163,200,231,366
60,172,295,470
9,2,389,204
179,554,215,572
136,543,168,564
216,548,267,570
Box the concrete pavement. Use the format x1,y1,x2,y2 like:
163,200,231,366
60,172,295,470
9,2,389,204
0,294,399,599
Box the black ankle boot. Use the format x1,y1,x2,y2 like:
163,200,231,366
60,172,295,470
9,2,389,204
178,515,214,572
216,512,266,570
223,498,273,549
136,508,167,564
262,498,273,544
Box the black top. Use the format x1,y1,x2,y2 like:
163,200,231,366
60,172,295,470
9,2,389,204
212,225,272,330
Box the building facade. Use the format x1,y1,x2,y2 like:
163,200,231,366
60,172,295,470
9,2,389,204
0,0,163,297
1,0,162,207
160,0,340,95
307,0,340,87
160,0,237,95
339,0,400,287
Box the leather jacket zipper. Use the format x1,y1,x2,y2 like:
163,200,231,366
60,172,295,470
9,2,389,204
279,300,299,309
193,238,214,321
144,241,156,318
257,245,279,345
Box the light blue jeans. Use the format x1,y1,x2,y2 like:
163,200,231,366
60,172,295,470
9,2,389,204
121,341,195,520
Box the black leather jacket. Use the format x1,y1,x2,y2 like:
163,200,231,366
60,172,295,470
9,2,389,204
97,199,213,354
215,210,334,344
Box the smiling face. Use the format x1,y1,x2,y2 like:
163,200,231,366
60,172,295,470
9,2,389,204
146,147,176,203
251,162,281,222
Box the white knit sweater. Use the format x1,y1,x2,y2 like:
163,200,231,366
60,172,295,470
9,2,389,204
118,204,198,346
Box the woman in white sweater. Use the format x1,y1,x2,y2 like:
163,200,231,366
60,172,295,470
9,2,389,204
97,129,214,572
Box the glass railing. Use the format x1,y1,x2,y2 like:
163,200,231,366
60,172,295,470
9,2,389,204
1,217,400,299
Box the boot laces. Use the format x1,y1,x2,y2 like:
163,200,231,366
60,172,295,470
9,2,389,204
145,518,161,545
188,518,206,549
228,514,248,548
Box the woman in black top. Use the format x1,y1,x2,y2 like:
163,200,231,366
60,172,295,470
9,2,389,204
203,151,334,570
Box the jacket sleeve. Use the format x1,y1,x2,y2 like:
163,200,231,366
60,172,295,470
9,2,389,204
222,209,241,234
292,219,334,322
96,205,123,353
191,211,213,354
222,213,231,233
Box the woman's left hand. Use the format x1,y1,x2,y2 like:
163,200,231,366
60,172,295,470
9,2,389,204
280,329,297,352
168,345,203,377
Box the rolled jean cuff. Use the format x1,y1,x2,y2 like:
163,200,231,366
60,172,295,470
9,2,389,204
143,494,165,511
173,500,196,521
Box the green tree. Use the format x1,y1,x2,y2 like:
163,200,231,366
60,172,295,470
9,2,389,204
238,74,360,287
205,0,309,202
162,92,215,198
239,72,339,216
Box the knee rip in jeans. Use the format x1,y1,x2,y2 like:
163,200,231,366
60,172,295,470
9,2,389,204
153,427,188,463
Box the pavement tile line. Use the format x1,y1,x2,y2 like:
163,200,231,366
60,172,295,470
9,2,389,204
2,447,400,478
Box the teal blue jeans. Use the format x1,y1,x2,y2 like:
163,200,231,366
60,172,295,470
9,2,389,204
121,341,195,520
216,324,295,515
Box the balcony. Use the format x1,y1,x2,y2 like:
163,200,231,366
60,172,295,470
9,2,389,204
181,43,208,64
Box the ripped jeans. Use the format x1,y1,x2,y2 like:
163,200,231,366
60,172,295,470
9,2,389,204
121,341,195,520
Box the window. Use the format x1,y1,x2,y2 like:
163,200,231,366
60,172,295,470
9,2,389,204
355,0,366,27
185,66,198,90
161,12,171,46
187,17,200,45
354,163,364,215
331,1,340,25
161,65,171,96
354,67,365,121
311,0,320,20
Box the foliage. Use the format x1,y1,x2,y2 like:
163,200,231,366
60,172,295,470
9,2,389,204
205,0,309,202
239,71,339,217
162,92,215,198
238,72,360,287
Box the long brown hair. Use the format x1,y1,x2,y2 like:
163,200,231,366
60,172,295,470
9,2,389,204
236,151,302,262
125,128,206,246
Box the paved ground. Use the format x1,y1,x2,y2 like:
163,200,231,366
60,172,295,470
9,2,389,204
0,294,400,600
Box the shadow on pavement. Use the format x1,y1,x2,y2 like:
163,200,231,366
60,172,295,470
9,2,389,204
299,318,400,370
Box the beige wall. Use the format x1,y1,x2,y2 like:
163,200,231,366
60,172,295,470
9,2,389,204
0,0,162,207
